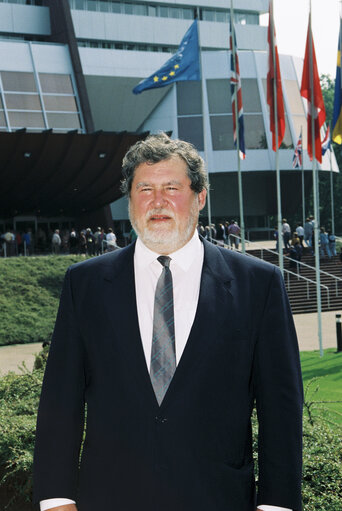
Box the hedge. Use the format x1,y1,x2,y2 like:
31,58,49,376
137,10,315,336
0,351,341,510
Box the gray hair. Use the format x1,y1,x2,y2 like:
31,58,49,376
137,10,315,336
121,132,208,196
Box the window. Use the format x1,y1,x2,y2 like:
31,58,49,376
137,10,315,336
216,11,227,23
0,111,6,127
39,74,74,94
207,79,231,114
170,7,181,19
202,9,215,22
133,3,146,15
75,0,85,9
183,8,192,20
241,79,262,113
282,115,294,149
177,82,202,116
88,0,98,11
123,2,133,14
210,115,234,150
1,71,37,92
43,95,78,112
244,115,267,149
5,93,41,110
148,5,157,16
8,111,45,128
111,1,121,13
46,113,81,129
99,0,110,11
178,117,203,151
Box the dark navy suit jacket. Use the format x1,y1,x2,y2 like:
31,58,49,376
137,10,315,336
33,239,303,511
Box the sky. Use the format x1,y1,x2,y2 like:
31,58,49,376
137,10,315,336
260,0,341,78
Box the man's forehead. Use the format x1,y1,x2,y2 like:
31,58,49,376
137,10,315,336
133,156,189,180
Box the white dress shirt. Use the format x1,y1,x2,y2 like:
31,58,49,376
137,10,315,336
40,233,291,511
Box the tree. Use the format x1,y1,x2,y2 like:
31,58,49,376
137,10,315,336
317,75,342,234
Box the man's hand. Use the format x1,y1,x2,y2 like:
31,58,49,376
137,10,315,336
45,506,77,511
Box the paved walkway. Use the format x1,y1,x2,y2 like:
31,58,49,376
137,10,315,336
0,342,42,375
0,311,339,375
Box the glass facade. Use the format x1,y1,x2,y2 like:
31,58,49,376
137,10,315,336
68,0,259,26
0,0,43,5
261,79,294,149
206,78,267,150
177,82,203,150
78,39,177,53
0,71,83,132
284,79,307,148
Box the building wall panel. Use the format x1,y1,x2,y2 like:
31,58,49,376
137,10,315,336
0,4,50,36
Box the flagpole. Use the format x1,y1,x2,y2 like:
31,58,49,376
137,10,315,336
308,1,323,356
197,10,213,234
329,130,335,234
230,0,245,253
270,0,284,275
300,126,305,227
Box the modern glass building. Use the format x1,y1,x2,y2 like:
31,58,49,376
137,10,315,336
0,0,338,237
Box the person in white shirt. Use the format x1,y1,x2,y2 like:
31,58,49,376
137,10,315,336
34,133,303,511
295,224,304,248
105,227,117,251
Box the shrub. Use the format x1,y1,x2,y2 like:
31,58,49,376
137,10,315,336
0,356,341,510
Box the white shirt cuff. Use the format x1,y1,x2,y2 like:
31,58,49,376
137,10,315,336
258,506,292,511
40,498,76,510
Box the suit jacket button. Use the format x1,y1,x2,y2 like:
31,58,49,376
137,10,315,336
155,416,167,423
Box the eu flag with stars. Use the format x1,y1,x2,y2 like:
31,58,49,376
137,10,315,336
133,20,200,94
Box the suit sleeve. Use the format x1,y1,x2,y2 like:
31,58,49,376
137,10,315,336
33,267,86,504
254,267,303,511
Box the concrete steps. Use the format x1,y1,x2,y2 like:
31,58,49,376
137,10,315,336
246,248,342,314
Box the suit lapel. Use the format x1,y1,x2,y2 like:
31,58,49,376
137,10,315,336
102,240,235,410
102,243,159,409
160,239,235,409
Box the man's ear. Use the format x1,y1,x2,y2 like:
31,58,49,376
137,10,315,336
198,189,207,211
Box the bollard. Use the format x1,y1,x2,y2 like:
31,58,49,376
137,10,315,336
336,314,342,353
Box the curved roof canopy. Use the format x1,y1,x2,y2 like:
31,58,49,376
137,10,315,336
0,130,147,218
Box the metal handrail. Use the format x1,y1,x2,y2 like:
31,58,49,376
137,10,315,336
244,250,330,308
259,246,342,297
210,234,250,249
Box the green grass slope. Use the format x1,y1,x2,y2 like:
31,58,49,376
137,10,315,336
0,256,84,346
301,349,342,425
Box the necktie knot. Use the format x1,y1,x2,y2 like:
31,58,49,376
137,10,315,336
157,255,171,268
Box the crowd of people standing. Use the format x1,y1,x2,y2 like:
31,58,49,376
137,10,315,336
0,226,120,257
197,219,241,249
275,216,338,269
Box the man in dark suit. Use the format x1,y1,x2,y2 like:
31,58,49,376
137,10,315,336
33,133,303,511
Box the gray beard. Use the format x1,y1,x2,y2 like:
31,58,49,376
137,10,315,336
129,200,199,254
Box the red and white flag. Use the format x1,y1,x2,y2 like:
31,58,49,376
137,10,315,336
300,14,326,163
267,0,285,151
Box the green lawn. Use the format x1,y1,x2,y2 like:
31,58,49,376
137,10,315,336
0,255,85,346
301,349,342,426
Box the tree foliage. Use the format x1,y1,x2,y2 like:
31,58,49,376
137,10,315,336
0,352,342,510
315,75,342,233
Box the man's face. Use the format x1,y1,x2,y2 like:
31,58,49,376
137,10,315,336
129,156,206,254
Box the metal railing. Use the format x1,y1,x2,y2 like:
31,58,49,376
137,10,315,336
210,236,332,309
243,249,330,308
258,246,342,298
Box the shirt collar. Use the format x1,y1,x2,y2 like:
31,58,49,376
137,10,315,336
135,231,202,272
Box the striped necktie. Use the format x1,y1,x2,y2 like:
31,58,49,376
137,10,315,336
150,255,176,405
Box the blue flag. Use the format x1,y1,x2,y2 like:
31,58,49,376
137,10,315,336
332,21,342,144
133,20,200,94
321,125,331,156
